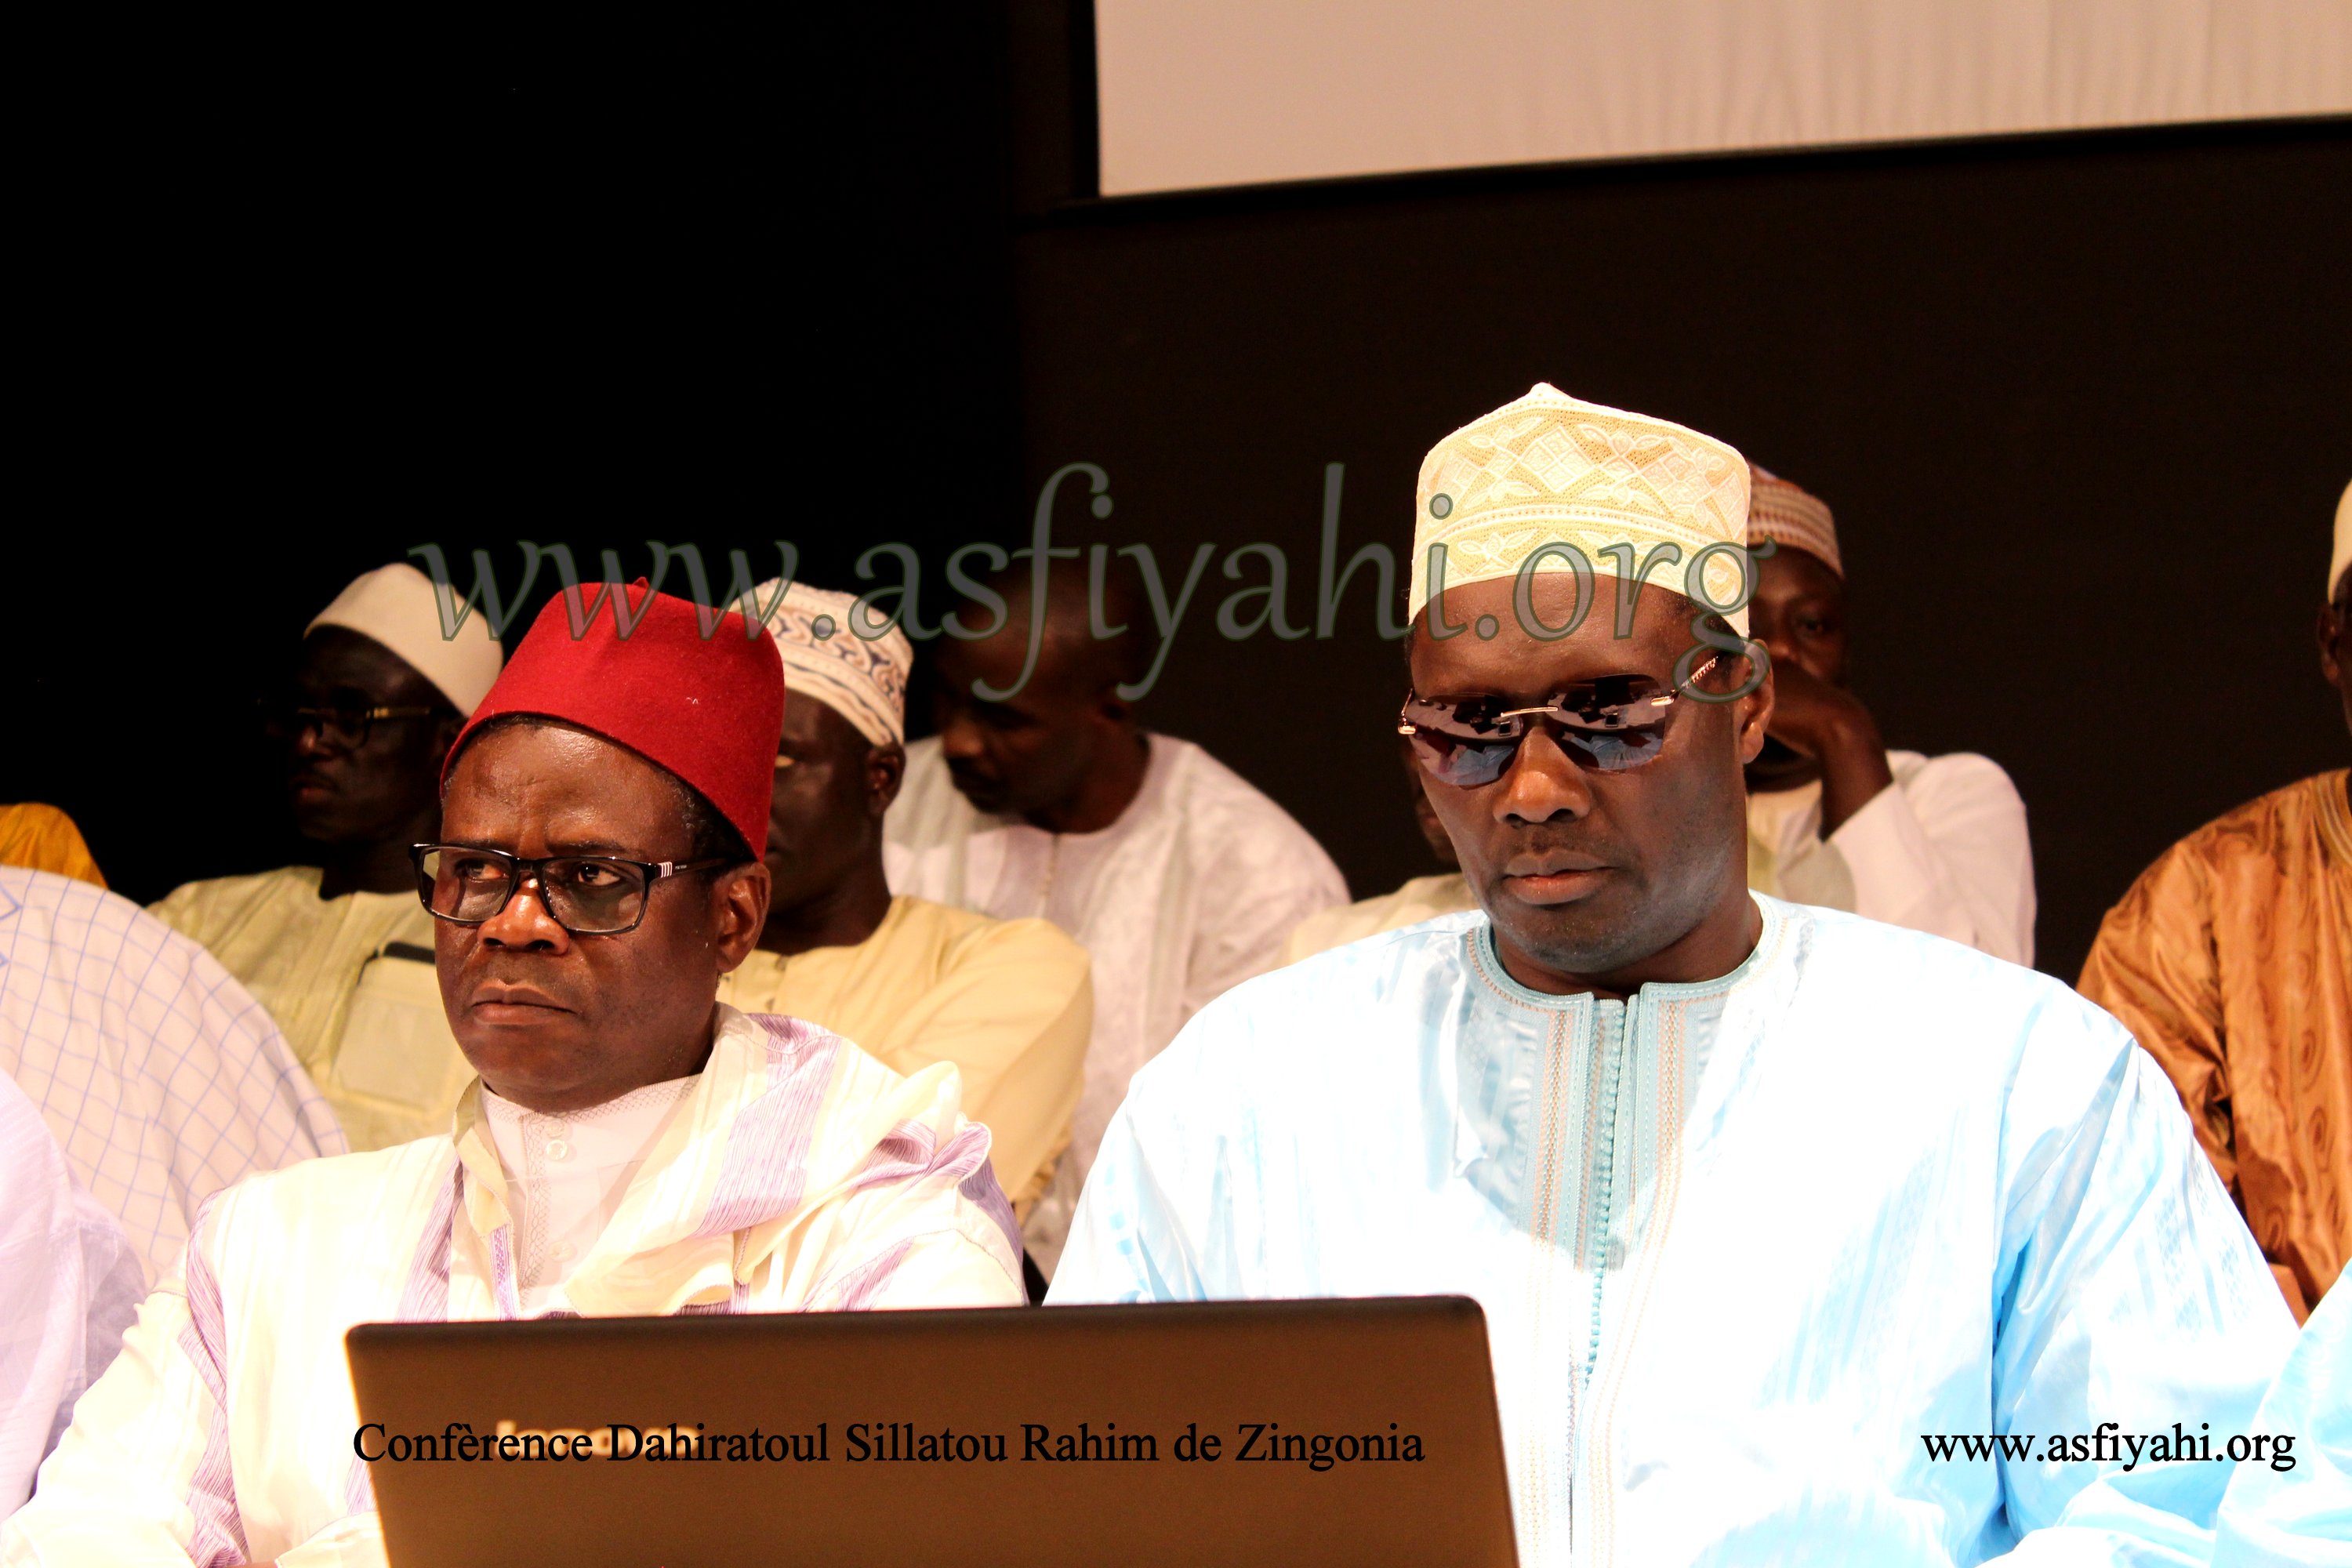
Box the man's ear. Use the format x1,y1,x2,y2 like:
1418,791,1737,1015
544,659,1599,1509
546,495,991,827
1734,657,1775,764
2320,602,2344,686
710,861,771,973
869,742,906,818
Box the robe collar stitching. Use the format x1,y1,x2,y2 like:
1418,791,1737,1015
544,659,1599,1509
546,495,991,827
1466,895,1784,1011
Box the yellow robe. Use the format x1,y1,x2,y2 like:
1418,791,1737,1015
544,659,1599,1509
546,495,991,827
2079,769,2352,1319
1280,872,1477,965
720,896,1089,1214
148,867,472,1152
0,804,104,887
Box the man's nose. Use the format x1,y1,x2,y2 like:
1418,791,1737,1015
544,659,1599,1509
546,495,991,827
1751,624,1799,670
478,877,571,952
1495,727,1596,824
292,721,339,760
936,711,985,763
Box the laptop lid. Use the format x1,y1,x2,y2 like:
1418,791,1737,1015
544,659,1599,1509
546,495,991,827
347,1295,1517,1566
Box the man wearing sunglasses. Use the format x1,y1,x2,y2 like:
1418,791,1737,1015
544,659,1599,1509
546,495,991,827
8,583,1024,1566
151,562,505,1150
1053,384,2292,1563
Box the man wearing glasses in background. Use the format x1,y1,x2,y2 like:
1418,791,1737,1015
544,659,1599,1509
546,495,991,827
152,563,502,1149
6,584,1023,1566
1052,385,2294,1564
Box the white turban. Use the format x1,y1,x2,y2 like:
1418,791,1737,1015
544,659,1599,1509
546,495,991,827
1747,466,1841,578
753,580,912,747
307,563,504,714
1414,384,1753,634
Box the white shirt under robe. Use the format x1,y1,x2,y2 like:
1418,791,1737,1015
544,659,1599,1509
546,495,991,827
1747,749,2036,967
480,1076,697,1317
885,731,1345,1266
1054,897,2294,1566
1,1007,1024,1567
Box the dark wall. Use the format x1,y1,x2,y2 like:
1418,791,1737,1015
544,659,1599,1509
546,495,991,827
8,13,1024,903
9,12,2346,986
1009,122,2352,978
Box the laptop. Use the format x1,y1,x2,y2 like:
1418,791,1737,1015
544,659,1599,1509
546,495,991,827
347,1295,1518,1567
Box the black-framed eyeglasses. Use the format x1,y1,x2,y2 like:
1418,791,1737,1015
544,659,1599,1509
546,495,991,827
409,844,735,936
259,695,445,748
1398,657,1719,788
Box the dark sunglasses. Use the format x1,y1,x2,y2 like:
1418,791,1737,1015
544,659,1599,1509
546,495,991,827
1398,657,1719,788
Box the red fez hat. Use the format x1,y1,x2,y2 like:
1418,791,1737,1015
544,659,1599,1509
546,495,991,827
445,583,785,858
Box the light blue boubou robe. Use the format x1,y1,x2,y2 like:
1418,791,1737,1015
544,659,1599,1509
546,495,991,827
1052,895,2296,1566
2214,1270,2352,1564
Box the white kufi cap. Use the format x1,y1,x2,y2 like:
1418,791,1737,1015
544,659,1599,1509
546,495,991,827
307,563,504,713
753,580,912,747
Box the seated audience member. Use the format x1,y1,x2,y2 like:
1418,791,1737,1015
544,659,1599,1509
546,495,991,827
1282,740,1474,964
2212,1267,2351,1565
722,583,1090,1219
1,1070,143,1516
2080,478,2352,1323
0,867,343,1283
887,558,1345,1269
2,586,1022,1566
1053,386,2293,1563
1741,468,2036,964
0,804,103,887
152,563,503,1150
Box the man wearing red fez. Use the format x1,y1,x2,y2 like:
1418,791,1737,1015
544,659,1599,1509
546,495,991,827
7,586,1025,1567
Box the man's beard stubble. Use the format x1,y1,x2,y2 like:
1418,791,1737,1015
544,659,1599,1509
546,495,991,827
1486,804,1743,982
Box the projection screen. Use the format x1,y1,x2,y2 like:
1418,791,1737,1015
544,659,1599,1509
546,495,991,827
1095,0,2352,194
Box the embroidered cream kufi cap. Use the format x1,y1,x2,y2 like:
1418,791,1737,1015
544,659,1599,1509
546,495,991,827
307,562,505,714
1746,465,1842,578
2332,477,2350,597
753,580,911,747
1414,384,1753,633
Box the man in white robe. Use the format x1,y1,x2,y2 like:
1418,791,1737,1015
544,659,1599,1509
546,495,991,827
886,559,1344,1269
0,1069,143,1517
1054,386,2293,1565
1740,467,2037,964
0,866,343,1282
5,584,1022,1567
